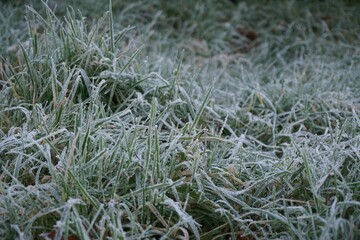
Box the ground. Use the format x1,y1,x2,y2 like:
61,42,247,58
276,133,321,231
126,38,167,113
0,0,359,239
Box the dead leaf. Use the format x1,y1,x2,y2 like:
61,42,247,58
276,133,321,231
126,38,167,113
41,175,51,183
317,15,332,26
236,28,257,41
39,229,79,240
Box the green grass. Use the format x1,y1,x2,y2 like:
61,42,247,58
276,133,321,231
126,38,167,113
0,0,359,239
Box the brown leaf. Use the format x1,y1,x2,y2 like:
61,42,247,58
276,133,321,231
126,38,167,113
316,15,332,26
237,234,255,240
39,229,79,240
41,175,51,183
236,28,257,41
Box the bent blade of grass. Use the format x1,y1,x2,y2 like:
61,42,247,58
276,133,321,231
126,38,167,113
164,197,201,240
19,44,37,104
106,46,143,112
66,169,100,209
109,0,114,53
190,83,214,132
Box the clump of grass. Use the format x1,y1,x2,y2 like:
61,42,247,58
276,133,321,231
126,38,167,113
0,1,359,239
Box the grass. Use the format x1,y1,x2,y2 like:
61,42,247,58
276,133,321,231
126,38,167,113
0,0,359,239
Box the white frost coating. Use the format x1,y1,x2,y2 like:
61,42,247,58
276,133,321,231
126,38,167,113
66,198,83,206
